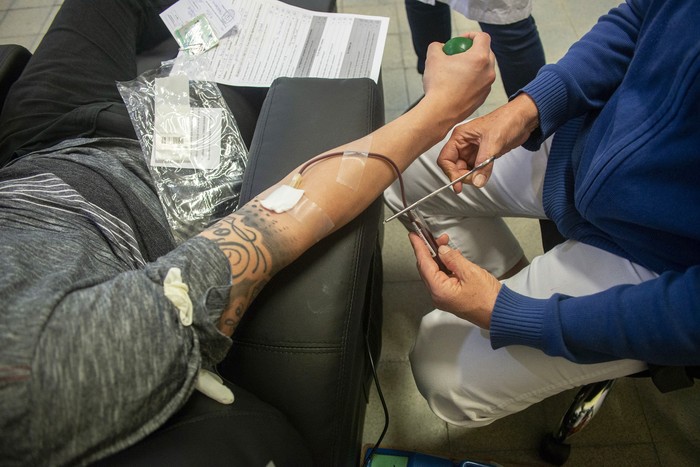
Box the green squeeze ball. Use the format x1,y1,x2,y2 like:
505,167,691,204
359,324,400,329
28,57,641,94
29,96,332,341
442,37,473,55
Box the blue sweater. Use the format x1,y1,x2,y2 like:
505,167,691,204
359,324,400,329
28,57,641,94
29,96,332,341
489,0,700,365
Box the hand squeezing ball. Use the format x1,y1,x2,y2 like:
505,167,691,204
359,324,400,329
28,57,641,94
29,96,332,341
442,36,473,55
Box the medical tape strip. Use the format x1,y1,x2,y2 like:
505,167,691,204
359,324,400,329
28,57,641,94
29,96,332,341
286,195,335,243
336,150,369,191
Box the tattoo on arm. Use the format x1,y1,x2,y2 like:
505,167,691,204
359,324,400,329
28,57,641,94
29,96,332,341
201,201,300,334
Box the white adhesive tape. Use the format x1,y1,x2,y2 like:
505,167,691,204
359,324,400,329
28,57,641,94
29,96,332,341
336,150,368,191
287,196,335,242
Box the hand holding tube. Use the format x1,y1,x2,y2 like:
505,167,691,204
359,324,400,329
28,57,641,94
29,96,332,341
409,232,501,329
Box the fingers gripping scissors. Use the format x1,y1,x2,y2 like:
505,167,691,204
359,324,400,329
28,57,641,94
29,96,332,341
383,156,496,274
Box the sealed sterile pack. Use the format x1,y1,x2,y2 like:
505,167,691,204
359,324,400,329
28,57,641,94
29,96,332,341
117,58,247,244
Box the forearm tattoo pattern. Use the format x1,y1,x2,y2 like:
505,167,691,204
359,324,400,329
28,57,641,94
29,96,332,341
203,201,300,333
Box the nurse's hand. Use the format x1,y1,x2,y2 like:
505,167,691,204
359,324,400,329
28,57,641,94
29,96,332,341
437,93,540,192
409,232,500,329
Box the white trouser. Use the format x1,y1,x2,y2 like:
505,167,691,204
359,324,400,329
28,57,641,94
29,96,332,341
383,129,655,427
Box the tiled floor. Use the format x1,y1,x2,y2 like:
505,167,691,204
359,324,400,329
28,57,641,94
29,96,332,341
1,1,699,466
0,0,60,52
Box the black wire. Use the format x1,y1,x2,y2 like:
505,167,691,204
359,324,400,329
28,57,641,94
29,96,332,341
362,324,389,467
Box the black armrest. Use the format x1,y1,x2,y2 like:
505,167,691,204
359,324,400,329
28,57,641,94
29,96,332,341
219,77,384,466
0,44,31,110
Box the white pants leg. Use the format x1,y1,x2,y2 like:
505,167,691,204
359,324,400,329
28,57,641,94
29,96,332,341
386,128,655,426
410,241,656,426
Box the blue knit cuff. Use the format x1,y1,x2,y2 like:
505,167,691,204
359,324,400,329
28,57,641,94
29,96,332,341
520,69,569,149
490,285,548,350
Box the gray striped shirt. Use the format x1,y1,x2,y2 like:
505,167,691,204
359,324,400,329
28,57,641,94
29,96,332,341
0,139,232,465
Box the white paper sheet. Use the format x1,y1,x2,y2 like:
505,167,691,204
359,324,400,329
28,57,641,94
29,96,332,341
169,0,389,87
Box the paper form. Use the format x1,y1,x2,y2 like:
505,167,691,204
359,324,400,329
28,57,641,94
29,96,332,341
169,0,389,87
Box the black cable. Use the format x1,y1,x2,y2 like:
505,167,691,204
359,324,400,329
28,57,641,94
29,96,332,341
362,323,389,467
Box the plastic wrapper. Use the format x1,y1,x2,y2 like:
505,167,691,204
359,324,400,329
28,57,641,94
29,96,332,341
117,58,247,244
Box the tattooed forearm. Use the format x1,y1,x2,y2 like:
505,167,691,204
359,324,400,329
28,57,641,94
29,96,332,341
218,276,267,331
200,200,305,335
208,215,270,280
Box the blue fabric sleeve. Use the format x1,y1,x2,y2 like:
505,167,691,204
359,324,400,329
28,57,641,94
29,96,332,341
518,0,647,149
490,266,700,365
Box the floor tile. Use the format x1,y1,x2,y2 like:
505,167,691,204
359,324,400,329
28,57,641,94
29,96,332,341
382,33,406,70
363,361,452,455
403,66,423,105
0,7,53,37
15,0,60,7
399,32,419,74
564,444,660,467
532,0,571,27
39,5,59,35
451,14,480,35
380,281,433,362
536,20,581,63
380,67,410,112
381,205,422,283
563,1,616,37
540,379,653,447
635,378,700,465
448,399,548,453
504,218,543,262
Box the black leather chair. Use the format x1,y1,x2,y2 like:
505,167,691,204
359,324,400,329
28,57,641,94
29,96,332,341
537,221,699,465
0,1,386,462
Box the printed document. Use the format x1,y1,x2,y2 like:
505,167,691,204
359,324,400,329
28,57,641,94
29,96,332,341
165,0,389,87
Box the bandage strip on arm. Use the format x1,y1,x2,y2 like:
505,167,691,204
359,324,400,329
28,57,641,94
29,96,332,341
261,150,448,264
294,150,408,206
336,151,369,191
260,151,409,243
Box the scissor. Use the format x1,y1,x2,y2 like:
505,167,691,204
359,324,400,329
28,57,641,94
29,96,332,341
383,156,496,224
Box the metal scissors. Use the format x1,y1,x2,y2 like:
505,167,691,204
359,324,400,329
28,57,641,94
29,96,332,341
383,156,496,224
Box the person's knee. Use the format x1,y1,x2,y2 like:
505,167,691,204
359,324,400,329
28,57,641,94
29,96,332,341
410,350,504,427
410,334,502,428
410,312,523,427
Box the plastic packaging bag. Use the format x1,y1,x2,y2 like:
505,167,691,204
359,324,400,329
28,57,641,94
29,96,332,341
117,58,247,244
